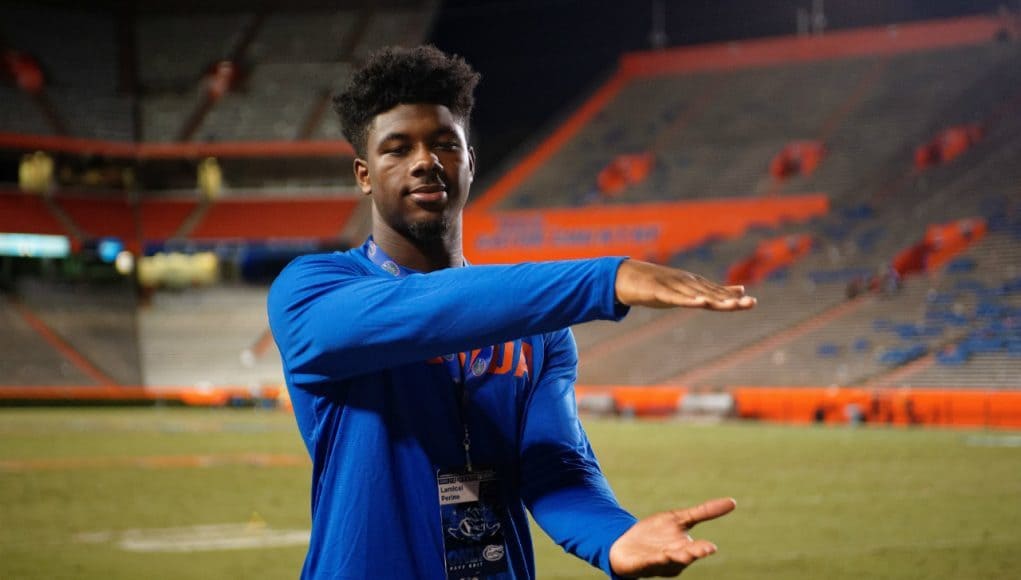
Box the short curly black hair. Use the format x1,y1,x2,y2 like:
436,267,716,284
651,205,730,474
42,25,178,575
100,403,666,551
334,45,481,157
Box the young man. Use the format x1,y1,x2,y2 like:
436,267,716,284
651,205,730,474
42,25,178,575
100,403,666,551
268,45,755,579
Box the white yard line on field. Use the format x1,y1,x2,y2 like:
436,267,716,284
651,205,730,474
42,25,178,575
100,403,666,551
75,523,310,552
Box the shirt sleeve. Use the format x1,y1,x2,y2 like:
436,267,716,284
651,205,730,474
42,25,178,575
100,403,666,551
519,328,637,578
267,253,629,388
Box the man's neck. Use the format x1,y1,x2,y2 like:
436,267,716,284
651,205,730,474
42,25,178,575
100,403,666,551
371,223,464,273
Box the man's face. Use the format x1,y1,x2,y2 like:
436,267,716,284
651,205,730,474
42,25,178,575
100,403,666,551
355,103,475,242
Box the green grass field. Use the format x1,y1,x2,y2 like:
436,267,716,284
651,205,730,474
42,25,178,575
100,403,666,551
1,408,1019,579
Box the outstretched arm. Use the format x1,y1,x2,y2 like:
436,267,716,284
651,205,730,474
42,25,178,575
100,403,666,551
268,255,629,385
609,498,737,577
269,255,755,387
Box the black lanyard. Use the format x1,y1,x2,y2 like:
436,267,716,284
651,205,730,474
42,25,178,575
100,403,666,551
453,353,473,471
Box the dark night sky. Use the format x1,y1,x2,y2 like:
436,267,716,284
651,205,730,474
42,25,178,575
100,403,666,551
429,0,1008,183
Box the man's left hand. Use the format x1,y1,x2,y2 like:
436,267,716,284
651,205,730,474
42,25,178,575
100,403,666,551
609,497,736,578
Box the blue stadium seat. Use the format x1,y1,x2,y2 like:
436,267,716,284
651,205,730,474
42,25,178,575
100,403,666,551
817,343,840,357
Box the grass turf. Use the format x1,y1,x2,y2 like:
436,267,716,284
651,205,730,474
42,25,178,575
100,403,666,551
1,408,1019,579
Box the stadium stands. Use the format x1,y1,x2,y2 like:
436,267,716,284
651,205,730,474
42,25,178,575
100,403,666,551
2,3,433,144
577,276,847,385
789,42,1021,201
572,115,1021,387
0,86,52,135
0,293,97,385
499,38,1020,212
0,1,436,389
351,8,436,62
563,25,1021,388
138,5,432,144
248,11,358,63
0,9,1018,398
885,234,1021,388
199,62,353,142
138,285,282,388
13,278,142,385
1,4,132,139
136,12,250,91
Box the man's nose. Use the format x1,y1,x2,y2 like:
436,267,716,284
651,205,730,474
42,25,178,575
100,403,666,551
410,145,443,176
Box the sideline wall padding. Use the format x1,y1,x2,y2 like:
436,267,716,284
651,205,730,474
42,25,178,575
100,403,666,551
731,387,1021,429
2,384,1018,429
574,385,1021,429
0,385,280,407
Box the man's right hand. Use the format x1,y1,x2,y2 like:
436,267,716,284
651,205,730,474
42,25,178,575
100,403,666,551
614,259,756,310
609,497,737,578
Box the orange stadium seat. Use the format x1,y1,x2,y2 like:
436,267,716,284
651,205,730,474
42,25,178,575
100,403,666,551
913,124,984,168
726,234,813,285
55,195,137,249
0,190,70,236
139,199,199,241
596,152,655,198
768,141,826,180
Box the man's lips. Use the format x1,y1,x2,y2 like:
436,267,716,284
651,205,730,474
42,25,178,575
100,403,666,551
408,184,447,204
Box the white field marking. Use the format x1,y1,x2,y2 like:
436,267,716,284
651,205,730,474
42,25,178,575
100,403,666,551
74,523,309,552
964,434,1021,448
694,535,1021,567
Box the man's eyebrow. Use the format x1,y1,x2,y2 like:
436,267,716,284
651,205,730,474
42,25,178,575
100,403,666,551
377,132,410,145
376,128,461,147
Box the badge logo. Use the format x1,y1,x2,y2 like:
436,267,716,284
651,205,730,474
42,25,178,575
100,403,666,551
448,506,501,542
381,260,400,277
482,544,505,562
367,241,377,257
471,356,489,377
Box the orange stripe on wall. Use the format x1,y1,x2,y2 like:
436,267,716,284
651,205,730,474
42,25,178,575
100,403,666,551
619,15,1010,78
464,194,829,264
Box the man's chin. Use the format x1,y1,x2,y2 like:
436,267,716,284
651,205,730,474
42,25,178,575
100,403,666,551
406,218,449,242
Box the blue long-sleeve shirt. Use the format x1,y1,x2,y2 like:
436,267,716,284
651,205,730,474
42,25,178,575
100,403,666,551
268,239,638,579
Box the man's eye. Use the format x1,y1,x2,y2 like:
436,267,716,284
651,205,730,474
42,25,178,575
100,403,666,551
436,142,460,151
385,146,409,156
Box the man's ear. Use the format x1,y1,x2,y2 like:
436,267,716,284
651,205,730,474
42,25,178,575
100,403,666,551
353,158,371,195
